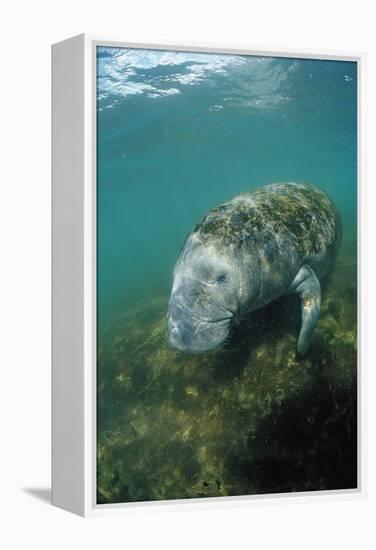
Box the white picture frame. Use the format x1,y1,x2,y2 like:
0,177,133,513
52,34,366,517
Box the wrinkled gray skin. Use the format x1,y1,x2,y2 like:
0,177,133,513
167,183,342,355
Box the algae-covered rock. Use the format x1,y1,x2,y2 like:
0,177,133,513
97,243,357,504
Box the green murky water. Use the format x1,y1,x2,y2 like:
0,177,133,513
96,48,357,503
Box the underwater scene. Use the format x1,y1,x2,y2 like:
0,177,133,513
96,47,357,504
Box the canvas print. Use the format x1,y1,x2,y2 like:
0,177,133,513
96,46,357,504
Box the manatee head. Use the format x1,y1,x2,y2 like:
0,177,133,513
167,234,241,353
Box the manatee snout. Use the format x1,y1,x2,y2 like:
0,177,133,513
167,300,195,350
167,238,239,353
167,298,232,353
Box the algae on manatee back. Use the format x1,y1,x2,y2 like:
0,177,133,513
97,243,357,504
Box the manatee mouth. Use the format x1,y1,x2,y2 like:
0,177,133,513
172,299,233,324
167,299,233,353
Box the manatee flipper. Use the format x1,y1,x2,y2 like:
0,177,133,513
291,265,321,355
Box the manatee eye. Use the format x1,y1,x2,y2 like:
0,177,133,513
217,274,227,284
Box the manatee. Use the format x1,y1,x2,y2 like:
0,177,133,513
167,182,342,355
